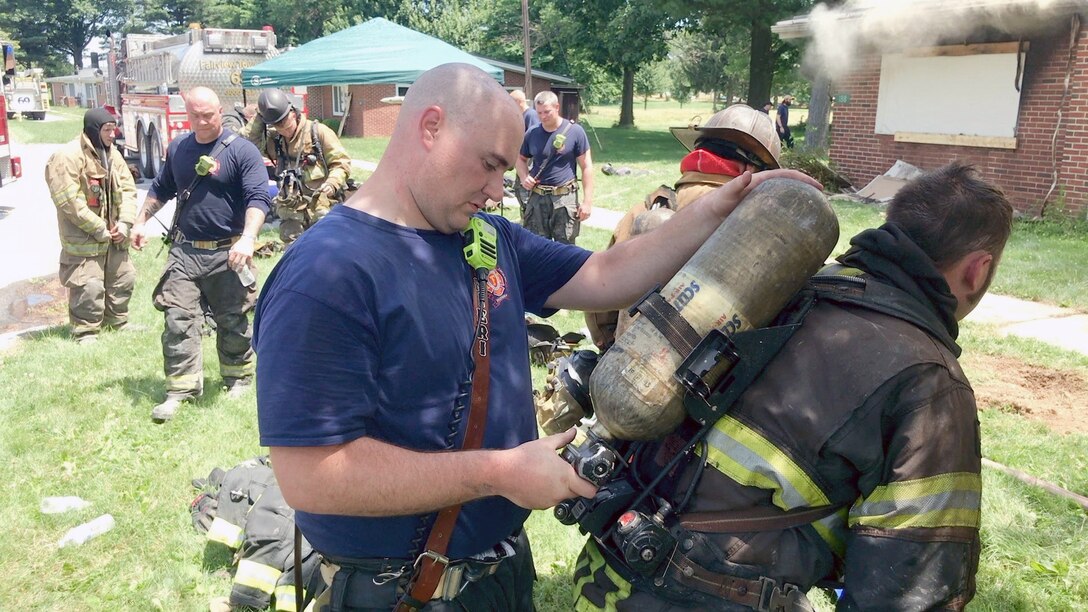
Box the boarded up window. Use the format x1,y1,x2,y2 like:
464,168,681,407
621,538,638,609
875,43,1025,145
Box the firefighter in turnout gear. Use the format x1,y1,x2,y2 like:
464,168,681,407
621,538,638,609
242,89,351,245
584,104,781,351
45,107,137,343
570,163,1013,611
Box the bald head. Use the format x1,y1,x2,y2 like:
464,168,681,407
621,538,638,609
184,86,223,143
396,63,520,139
510,88,528,110
363,63,524,234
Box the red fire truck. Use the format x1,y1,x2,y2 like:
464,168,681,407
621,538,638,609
1,42,23,188
104,25,295,179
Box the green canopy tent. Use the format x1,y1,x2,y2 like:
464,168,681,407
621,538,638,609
241,18,503,87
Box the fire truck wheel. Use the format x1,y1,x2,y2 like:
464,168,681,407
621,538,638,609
137,122,151,179
146,125,164,179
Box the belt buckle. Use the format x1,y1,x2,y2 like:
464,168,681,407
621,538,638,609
436,563,464,601
757,576,803,612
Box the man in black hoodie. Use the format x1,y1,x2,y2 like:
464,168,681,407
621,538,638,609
574,162,1014,611
45,108,137,343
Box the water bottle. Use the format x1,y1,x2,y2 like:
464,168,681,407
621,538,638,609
57,514,115,548
236,264,257,288
40,496,91,515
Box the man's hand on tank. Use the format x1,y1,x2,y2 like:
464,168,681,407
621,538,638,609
707,170,822,218
494,428,598,509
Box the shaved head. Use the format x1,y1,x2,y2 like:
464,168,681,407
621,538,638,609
184,86,223,143
359,63,524,234
396,63,520,138
510,88,528,110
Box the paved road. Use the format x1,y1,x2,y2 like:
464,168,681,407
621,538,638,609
2,142,1085,356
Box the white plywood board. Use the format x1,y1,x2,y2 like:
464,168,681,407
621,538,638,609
875,50,1023,138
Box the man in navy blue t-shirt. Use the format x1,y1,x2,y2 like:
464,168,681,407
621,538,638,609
515,90,594,244
132,86,270,422
254,63,818,610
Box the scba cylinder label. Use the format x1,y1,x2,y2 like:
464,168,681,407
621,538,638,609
671,280,700,312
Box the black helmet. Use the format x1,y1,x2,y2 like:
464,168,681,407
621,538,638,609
257,89,294,124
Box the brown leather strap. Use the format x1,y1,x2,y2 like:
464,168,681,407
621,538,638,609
395,271,491,612
667,552,812,611
680,503,844,533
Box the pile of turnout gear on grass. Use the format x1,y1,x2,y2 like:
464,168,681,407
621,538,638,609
190,456,326,611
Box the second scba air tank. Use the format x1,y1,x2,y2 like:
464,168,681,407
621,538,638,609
588,178,840,441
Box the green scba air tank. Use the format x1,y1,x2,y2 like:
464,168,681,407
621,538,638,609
588,178,840,441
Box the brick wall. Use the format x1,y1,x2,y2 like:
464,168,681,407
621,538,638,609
307,71,565,138
829,19,1088,217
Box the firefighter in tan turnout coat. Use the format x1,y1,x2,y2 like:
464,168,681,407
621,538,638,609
45,108,137,343
241,89,351,245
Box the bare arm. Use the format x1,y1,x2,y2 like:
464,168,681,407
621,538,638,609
546,169,821,312
228,206,267,270
577,150,593,220
130,195,169,250
270,428,597,516
516,154,537,191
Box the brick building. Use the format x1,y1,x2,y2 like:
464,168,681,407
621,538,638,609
776,2,1088,217
306,60,578,138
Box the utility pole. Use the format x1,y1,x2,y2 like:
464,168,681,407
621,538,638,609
522,0,532,99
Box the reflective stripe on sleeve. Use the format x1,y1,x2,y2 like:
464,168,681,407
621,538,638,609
849,471,982,530
703,415,848,555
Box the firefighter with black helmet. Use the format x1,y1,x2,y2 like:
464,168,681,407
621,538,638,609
240,89,352,245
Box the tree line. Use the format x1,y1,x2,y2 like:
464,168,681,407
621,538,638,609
0,0,817,128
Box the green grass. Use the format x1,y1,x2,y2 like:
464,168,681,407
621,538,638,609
7,105,85,143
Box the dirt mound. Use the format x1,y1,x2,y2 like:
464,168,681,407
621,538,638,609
965,353,1088,435
0,274,67,335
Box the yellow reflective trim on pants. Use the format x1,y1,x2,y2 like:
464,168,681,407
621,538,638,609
850,472,982,530
703,415,832,509
274,584,300,611
220,363,253,378
206,516,244,549
166,374,202,392
573,540,631,612
235,559,282,594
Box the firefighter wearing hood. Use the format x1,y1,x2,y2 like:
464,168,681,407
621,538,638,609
44,107,137,343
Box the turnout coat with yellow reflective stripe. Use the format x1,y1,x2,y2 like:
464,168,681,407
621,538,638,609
45,134,136,258
575,274,982,610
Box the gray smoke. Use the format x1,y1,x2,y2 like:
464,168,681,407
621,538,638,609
804,0,1078,79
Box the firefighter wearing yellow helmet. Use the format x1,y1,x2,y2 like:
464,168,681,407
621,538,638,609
241,89,352,245
584,104,783,350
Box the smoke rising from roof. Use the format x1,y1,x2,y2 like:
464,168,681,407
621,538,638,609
804,0,1076,79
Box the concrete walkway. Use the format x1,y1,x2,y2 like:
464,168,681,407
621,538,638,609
2,143,1086,357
